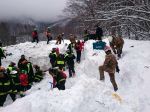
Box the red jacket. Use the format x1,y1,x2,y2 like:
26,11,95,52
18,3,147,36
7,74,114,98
19,73,28,86
32,31,38,38
75,42,82,51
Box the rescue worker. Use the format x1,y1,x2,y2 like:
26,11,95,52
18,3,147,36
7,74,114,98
32,28,39,43
99,46,120,91
49,48,58,68
0,66,16,106
69,34,76,44
45,27,52,44
110,35,124,58
49,67,67,90
0,42,6,66
18,55,34,87
96,25,103,40
26,61,34,85
7,62,19,96
64,50,76,77
56,33,63,45
33,65,43,82
75,40,82,63
55,53,65,71
83,29,90,42
19,70,29,97
18,55,28,71
67,35,76,54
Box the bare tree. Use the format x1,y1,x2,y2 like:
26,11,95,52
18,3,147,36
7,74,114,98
66,0,150,40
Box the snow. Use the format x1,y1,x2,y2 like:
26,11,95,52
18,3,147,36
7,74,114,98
0,39,150,112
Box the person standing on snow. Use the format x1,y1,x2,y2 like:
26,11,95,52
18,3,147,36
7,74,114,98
99,46,120,91
67,34,76,54
7,62,20,96
45,27,52,44
96,25,103,40
49,48,58,68
32,28,39,43
56,33,64,45
64,50,76,77
0,42,6,66
75,40,82,63
55,53,65,71
0,67,16,106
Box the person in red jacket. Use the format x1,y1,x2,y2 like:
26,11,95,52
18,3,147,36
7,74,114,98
49,67,67,90
32,28,39,43
75,40,82,63
19,70,29,97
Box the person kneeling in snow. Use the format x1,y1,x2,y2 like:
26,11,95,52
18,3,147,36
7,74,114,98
49,67,67,90
99,46,120,91
19,70,30,97
33,65,44,82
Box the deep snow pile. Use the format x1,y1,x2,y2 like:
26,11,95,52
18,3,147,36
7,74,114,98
0,39,150,112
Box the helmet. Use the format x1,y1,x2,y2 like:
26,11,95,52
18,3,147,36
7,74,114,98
104,46,111,52
10,62,16,66
33,65,40,69
0,66,5,72
34,28,37,31
52,48,56,51
21,55,25,58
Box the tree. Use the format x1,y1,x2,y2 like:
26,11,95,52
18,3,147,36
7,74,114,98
66,0,150,40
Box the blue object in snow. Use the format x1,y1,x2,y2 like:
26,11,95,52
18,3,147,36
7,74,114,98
93,41,106,50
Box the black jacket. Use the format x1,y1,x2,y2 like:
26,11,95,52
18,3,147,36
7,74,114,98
64,53,75,66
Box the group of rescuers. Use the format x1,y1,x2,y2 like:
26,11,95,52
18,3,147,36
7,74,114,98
0,25,124,106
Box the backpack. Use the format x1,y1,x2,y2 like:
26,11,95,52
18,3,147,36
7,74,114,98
60,71,67,79
19,73,28,86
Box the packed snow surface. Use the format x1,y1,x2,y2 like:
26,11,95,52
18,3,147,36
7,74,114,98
0,39,150,112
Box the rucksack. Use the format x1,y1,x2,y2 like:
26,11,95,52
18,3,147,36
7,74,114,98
19,73,28,86
60,72,67,79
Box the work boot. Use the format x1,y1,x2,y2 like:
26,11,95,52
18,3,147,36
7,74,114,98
114,86,118,91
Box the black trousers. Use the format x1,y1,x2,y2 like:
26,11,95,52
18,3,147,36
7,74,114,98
32,37,39,43
76,51,81,62
68,65,75,77
56,80,66,90
47,36,52,44
0,94,16,106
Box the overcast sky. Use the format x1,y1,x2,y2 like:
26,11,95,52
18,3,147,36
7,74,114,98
0,0,68,22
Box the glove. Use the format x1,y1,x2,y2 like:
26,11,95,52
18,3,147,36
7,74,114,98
116,65,120,73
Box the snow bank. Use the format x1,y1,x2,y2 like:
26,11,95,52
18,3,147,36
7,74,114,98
0,39,150,112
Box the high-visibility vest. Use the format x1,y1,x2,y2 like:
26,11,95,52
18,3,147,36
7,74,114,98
57,61,65,65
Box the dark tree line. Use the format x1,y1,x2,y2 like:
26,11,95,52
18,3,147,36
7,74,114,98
0,22,35,46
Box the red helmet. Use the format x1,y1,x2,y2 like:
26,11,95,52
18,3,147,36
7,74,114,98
104,46,111,52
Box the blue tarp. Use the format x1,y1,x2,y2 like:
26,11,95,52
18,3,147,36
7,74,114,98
93,41,106,50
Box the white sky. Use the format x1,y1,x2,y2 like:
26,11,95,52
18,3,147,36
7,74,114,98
0,0,68,22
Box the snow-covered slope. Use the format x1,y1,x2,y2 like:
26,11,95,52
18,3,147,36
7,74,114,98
0,39,150,112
